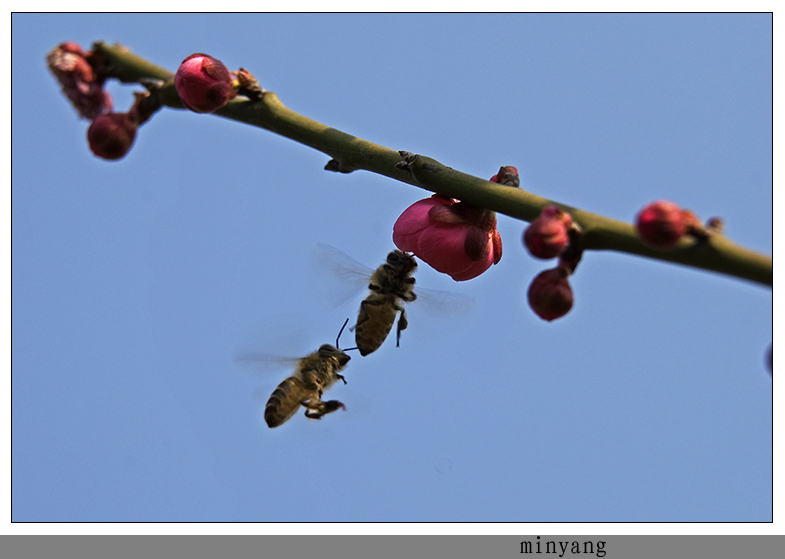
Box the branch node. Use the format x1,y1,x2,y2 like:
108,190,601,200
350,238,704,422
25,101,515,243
324,159,354,174
235,67,265,101
395,151,418,173
558,223,585,274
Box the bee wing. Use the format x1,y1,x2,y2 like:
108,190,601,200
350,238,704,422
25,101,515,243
312,243,374,283
233,352,301,374
312,243,375,307
233,353,303,405
313,242,475,316
415,286,475,317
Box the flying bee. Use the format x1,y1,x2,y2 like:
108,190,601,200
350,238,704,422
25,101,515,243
354,250,417,356
313,244,471,356
237,321,355,428
263,343,350,428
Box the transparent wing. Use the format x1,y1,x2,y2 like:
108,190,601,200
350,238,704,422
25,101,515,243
233,352,301,374
312,243,375,307
312,242,375,284
415,285,475,317
313,242,474,316
233,353,303,405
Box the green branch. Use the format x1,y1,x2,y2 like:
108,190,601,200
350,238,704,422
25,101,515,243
93,42,772,288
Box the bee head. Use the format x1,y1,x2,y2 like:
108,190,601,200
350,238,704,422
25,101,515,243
387,250,417,273
317,344,351,365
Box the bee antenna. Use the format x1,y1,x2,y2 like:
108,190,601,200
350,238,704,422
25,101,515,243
335,318,360,352
336,318,350,349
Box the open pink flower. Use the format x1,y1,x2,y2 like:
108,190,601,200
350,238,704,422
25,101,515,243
393,195,502,281
174,53,235,113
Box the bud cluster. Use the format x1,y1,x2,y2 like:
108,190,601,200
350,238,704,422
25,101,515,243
49,45,268,161
48,42,171,161
520,206,581,322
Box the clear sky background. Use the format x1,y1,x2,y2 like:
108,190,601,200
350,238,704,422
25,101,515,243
12,13,772,524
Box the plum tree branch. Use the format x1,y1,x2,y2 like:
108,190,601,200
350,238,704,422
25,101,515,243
93,42,772,287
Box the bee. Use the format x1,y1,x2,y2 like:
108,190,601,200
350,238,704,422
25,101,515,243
263,343,350,428
354,250,417,356
238,320,354,428
313,244,472,357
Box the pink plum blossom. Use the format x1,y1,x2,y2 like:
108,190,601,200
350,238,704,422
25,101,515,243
393,195,502,281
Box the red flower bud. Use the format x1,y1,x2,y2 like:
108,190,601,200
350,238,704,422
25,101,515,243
393,195,502,281
523,206,572,259
174,53,234,113
527,266,574,321
635,200,687,249
87,113,137,160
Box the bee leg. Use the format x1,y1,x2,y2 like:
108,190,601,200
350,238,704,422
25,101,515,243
336,373,347,385
303,399,346,420
395,308,409,347
321,400,346,414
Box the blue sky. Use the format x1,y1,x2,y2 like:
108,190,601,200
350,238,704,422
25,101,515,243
12,13,772,525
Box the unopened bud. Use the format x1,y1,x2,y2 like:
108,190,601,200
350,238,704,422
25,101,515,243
527,266,574,321
174,53,234,113
87,113,137,160
635,200,687,249
523,206,572,259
